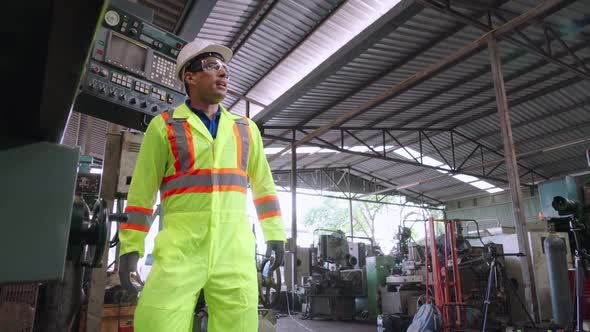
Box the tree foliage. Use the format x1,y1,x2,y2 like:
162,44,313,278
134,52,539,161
303,196,395,241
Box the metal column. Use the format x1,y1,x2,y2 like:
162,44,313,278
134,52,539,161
348,168,354,239
290,130,297,284
84,123,123,332
488,35,538,321
349,199,354,240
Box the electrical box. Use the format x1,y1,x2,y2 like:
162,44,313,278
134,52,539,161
284,247,311,290
117,131,143,194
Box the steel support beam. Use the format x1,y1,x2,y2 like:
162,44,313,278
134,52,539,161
275,187,444,210
177,0,218,40
348,168,354,239
419,0,589,81
489,35,538,321
270,0,570,159
263,133,530,190
291,130,297,255
229,0,277,53
367,135,590,196
268,126,545,181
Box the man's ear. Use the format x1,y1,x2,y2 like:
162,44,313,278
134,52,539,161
184,72,194,85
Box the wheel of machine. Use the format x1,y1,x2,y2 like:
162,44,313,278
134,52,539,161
258,257,282,308
81,198,109,267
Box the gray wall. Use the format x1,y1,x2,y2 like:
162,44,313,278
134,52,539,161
445,174,590,232
445,190,542,231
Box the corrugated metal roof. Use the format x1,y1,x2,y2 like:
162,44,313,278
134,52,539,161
230,0,404,116
222,0,345,114
138,0,189,32
255,0,590,204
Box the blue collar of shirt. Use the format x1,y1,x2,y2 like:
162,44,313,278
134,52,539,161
185,100,222,138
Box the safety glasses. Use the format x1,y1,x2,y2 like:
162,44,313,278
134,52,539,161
185,57,229,79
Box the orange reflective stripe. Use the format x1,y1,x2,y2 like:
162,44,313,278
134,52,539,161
254,195,278,205
125,206,153,214
164,116,182,173
161,184,247,200
183,121,195,171
217,185,248,193
258,211,281,220
121,223,150,232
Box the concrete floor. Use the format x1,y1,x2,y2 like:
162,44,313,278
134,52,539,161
275,315,376,332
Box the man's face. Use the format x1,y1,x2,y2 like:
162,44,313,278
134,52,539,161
184,56,229,104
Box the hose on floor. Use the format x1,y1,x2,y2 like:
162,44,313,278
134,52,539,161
285,290,314,332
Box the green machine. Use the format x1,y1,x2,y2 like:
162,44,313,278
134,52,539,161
365,256,396,317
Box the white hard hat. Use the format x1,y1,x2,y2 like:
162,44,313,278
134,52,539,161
175,38,233,81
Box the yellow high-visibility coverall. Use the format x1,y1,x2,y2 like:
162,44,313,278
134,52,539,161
119,103,286,331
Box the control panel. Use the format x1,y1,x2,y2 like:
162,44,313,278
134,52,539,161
75,5,187,130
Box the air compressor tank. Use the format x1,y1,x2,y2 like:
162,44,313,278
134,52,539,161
544,233,573,327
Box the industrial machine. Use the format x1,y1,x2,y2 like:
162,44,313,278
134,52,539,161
303,230,366,320
74,0,187,131
380,227,426,320
0,1,110,330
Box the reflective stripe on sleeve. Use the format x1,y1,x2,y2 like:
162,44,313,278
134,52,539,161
121,223,150,232
124,206,153,215
254,195,281,220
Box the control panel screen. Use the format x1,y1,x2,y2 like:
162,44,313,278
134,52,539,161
109,34,147,72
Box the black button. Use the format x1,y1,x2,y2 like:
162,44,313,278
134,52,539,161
151,105,159,113
140,101,147,108
129,98,136,105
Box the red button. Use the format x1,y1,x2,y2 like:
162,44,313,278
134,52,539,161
176,43,183,48
97,49,104,55
167,97,173,104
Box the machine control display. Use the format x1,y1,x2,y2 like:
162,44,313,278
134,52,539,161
76,5,187,130
106,33,147,75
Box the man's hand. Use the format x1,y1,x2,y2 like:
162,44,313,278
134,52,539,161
265,241,284,271
119,251,139,294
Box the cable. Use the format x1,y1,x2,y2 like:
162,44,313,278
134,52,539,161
285,290,314,332
462,219,486,247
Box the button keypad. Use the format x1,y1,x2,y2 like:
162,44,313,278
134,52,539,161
111,72,132,88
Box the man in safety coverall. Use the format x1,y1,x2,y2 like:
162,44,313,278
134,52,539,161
118,38,287,331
